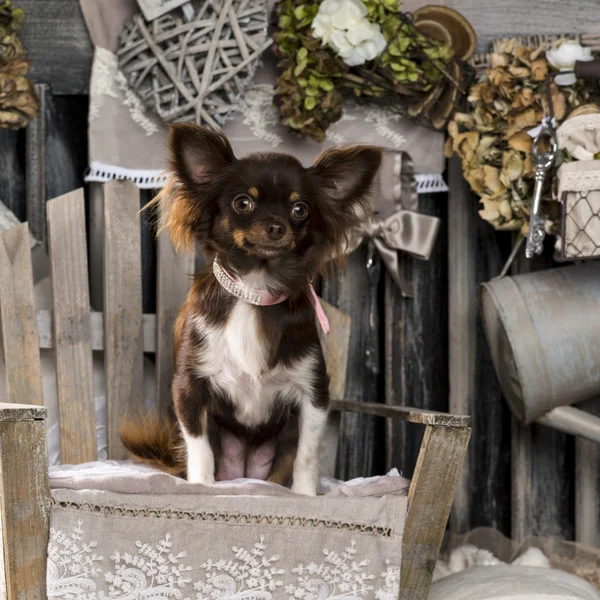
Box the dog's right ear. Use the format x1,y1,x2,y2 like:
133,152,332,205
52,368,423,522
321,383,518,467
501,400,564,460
151,125,236,254
169,123,235,188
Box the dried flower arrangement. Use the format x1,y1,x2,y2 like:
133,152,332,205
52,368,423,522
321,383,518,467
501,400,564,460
273,0,471,142
445,39,599,234
0,0,38,129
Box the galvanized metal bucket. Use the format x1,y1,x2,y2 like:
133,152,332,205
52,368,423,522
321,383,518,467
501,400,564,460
481,262,600,425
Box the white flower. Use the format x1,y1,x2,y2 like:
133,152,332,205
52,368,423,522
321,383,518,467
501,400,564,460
546,40,593,86
311,0,387,66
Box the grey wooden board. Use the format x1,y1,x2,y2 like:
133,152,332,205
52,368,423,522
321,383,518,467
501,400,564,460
43,93,89,203
575,399,600,546
26,84,47,246
19,0,93,95
332,400,470,428
103,181,144,460
0,224,43,405
412,0,600,52
89,183,105,311
0,418,49,600
322,246,384,480
156,229,193,416
37,310,157,353
0,130,25,221
447,157,474,532
47,190,97,464
510,244,574,541
18,0,600,94
470,216,511,534
385,192,449,480
0,403,47,421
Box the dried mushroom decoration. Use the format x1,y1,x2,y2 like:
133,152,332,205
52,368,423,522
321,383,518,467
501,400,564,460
445,39,600,235
0,0,37,129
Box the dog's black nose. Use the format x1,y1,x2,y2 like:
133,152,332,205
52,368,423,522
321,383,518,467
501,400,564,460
265,221,286,241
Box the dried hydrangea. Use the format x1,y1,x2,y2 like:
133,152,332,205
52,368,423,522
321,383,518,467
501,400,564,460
445,39,598,234
0,0,38,129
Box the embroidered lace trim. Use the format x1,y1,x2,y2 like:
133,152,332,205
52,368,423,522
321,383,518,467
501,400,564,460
85,161,168,189
415,173,448,194
50,498,394,538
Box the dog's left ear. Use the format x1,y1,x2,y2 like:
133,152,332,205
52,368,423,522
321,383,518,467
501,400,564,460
310,145,382,256
310,145,382,207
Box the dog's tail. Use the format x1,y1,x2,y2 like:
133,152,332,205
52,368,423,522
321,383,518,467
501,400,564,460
120,413,186,477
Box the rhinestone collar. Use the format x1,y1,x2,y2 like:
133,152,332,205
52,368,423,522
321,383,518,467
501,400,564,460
212,256,330,333
213,256,289,307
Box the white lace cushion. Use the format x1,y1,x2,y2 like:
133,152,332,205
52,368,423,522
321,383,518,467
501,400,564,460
47,487,407,599
429,564,600,600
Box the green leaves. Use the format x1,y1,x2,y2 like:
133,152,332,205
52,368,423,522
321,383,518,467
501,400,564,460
304,96,317,110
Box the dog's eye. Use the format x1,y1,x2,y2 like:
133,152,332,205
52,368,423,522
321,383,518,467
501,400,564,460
291,202,309,221
233,195,255,213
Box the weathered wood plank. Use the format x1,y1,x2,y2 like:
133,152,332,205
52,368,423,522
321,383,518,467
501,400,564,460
44,94,89,202
384,191,449,483
25,84,47,247
401,425,471,600
89,183,105,311
446,156,475,532
0,131,25,221
332,400,470,428
322,245,384,480
319,301,351,403
37,310,157,353
0,403,46,422
575,399,600,547
156,229,193,416
511,416,532,542
140,190,158,314
0,416,49,600
47,190,97,464
19,0,93,95
104,181,144,460
434,0,599,52
510,244,574,541
0,224,43,405
470,206,511,534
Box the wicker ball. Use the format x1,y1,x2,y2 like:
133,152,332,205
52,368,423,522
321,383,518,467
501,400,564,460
117,0,271,129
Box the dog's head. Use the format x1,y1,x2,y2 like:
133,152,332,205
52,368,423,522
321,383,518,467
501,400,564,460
156,124,382,288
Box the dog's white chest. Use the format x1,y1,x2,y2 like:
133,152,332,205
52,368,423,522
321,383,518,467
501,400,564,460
194,301,315,428
224,301,267,380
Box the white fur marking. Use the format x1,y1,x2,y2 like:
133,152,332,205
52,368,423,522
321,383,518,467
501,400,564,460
292,401,328,496
193,309,320,429
183,430,215,485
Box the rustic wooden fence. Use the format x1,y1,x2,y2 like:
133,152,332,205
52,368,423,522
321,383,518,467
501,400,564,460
1,0,599,545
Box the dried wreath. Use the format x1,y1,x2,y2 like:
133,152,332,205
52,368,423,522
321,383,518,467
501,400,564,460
273,0,471,142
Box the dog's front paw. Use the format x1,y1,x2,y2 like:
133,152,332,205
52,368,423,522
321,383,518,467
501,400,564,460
187,469,216,485
291,473,318,496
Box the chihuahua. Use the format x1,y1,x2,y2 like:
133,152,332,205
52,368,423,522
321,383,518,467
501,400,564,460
122,124,382,495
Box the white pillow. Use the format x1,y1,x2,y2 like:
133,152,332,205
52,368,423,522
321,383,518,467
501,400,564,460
429,565,600,600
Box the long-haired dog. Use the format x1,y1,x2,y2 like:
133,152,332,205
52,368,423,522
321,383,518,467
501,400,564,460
122,124,382,495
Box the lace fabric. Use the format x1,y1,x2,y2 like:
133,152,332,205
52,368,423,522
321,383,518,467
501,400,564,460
556,161,600,259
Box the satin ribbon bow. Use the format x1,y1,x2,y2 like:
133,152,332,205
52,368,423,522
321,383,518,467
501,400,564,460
345,151,441,297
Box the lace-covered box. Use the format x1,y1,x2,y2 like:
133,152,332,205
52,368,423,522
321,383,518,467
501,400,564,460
46,463,408,599
556,114,600,260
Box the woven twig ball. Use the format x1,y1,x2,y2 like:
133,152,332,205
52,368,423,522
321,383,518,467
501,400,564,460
118,0,271,129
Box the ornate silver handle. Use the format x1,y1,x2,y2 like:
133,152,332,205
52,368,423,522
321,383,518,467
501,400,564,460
525,121,557,259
